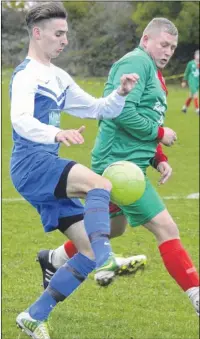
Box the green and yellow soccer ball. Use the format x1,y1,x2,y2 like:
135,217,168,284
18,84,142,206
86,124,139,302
102,161,145,206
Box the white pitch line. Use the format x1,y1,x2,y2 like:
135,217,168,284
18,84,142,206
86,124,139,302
186,193,199,199
2,193,199,203
2,198,25,202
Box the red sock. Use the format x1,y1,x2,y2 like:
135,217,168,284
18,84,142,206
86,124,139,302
194,98,199,109
64,240,78,258
185,97,192,107
159,239,199,291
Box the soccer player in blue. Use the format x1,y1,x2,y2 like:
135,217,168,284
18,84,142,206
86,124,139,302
10,2,139,338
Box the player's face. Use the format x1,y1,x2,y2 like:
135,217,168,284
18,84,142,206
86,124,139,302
35,18,68,59
144,31,178,69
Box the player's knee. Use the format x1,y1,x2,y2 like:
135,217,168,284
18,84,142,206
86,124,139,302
76,241,95,261
165,220,180,238
89,175,112,192
158,221,180,243
79,246,95,261
110,218,127,238
97,177,112,192
110,227,125,238
81,249,95,261
147,216,180,243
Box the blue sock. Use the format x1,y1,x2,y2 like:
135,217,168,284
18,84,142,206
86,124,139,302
29,291,57,321
29,253,95,321
84,188,113,268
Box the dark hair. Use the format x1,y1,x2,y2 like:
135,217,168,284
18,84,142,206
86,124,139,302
26,2,67,30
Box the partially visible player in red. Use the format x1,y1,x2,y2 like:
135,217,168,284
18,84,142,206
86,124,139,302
181,50,199,114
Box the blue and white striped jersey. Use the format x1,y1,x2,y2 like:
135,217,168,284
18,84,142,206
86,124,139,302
10,57,126,158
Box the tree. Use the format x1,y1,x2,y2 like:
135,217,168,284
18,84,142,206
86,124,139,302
175,1,199,44
2,1,26,10
132,1,199,45
62,1,92,21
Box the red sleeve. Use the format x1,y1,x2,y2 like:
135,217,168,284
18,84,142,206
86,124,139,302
154,144,168,166
150,144,168,169
157,126,164,139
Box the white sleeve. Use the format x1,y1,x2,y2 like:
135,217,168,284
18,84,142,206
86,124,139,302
10,71,61,144
63,81,126,120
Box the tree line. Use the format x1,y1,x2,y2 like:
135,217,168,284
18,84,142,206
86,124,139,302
2,1,199,77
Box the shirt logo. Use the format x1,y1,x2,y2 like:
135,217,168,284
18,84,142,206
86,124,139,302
153,97,166,125
192,69,199,77
56,76,65,91
49,110,61,127
36,79,50,85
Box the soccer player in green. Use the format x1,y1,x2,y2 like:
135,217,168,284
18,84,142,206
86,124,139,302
39,18,199,315
91,17,199,315
181,50,199,114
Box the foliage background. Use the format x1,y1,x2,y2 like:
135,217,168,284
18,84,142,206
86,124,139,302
2,1,200,76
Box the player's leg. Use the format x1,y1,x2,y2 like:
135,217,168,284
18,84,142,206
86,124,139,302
16,159,114,335
38,204,146,287
193,91,199,114
143,209,199,315
52,214,127,264
29,163,117,320
182,91,193,113
37,214,125,288
64,163,119,270
53,212,127,263
37,213,128,285
121,178,199,314
37,218,90,289
27,162,119,317
17,204,96,336
94,206,147,284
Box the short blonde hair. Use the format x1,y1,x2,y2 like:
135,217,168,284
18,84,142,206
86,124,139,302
143,17,178,37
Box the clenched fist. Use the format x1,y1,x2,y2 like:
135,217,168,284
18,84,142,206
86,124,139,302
117,73,140,96
160,127,177,147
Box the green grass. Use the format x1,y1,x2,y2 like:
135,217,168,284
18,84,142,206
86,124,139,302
2,72,199,339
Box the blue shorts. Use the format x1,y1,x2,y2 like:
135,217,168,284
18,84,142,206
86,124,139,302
11,152,84,232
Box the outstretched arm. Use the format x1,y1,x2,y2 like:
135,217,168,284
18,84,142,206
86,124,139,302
63,74,139,120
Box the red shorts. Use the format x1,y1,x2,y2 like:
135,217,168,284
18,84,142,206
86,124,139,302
109,202,122,217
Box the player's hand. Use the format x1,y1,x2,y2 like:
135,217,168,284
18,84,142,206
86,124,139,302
181,81,186,88
55,126,85,147
117,73,140,96
160,127,177,147
157,161,172,185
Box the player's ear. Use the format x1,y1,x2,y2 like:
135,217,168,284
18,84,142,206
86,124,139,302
32,26,42,40
142,34,149,49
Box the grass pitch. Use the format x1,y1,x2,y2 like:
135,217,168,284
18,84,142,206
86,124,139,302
2,70,199,339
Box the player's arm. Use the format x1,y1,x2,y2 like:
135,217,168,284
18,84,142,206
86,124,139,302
10,71,61,144
181,62,190,88
183,62,191,82
150,144,168,168
62,74,139,120
112,57,163,142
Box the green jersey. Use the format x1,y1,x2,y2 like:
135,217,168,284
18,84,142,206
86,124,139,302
183,60,199,94
91,46,167,174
